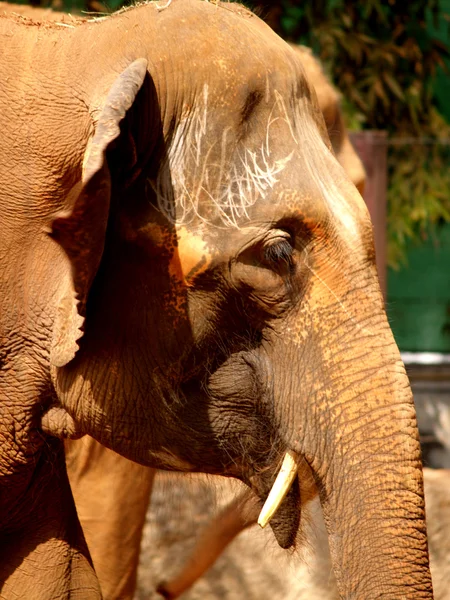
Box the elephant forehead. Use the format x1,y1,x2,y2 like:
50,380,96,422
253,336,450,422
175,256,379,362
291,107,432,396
147,7,368,248
156,87,318,227
157,131,368,258
152,3,314,123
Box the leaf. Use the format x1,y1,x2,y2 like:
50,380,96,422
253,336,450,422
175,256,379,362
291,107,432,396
374,79,390,106
383,72,405,100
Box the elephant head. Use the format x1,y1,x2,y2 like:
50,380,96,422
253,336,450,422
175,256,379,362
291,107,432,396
0,1,431,597
293,45,366,196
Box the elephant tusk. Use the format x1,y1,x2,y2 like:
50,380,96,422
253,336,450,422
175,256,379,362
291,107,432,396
257,450,300,528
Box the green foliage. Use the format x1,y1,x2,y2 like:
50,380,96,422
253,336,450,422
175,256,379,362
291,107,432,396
387,114,450,268
280,0,449,133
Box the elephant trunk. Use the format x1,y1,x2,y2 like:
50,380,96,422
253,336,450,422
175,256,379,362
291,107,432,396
255,274,433,597
318,417,431,597
292,324,433,597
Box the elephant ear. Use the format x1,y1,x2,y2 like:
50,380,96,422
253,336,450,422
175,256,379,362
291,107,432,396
50,58,148,368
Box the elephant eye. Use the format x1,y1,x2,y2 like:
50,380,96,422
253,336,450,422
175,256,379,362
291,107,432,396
262,234,295,274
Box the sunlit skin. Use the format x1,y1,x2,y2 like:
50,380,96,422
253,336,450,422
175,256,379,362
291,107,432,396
0,1,432,599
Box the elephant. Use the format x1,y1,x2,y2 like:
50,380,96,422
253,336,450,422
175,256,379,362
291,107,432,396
0,1,432,599
66,43,369,600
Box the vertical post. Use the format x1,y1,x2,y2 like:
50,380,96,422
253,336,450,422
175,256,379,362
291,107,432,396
349,131,388,299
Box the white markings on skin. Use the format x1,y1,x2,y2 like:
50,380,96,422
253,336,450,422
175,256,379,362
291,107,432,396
149,82,364,249
149,84,294,228
146,76,373,339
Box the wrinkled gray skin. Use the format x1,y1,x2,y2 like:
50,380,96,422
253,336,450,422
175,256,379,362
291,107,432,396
0,1,432,598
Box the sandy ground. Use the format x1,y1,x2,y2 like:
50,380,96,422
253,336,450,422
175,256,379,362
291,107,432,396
135,472,337,600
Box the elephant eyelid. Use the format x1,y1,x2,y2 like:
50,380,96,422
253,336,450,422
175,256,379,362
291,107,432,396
264,240,293,264
262,233,296,273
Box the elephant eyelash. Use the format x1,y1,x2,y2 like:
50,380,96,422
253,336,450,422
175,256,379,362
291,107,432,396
263,239,295,271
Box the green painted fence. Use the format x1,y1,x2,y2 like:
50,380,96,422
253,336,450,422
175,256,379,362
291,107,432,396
388,223,450,352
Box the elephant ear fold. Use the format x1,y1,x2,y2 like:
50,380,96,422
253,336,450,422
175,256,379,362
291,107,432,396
50,58,148,368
